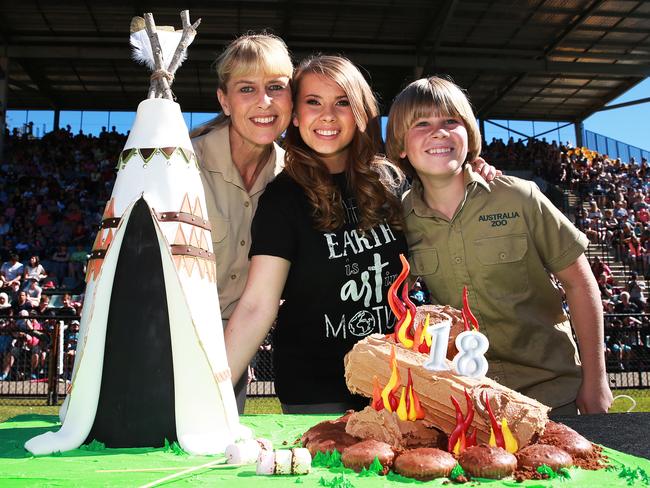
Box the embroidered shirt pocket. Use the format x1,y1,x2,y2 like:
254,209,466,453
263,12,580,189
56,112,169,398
409,248,439,276
474,234,528,298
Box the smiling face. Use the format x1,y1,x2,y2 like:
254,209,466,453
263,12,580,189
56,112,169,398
292,73,357,172
400,114,469,179
218,72,292,149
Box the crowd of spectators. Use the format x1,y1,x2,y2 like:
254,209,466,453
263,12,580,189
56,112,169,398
562,147,650,371
0,126,125,382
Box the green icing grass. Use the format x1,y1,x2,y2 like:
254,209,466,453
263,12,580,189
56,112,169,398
313,449,344,469
358,457,383,477
318,474,355,488
618,466,650,486
450,463,466,480
80,439,105,451
386,470,418,483
162,438,187,456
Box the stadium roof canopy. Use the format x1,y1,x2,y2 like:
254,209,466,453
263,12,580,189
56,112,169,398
1,0,649,122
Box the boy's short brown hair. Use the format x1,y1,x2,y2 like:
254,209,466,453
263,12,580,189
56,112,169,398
386,76,482,177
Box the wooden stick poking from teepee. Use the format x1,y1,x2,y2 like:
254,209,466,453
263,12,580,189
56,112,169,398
167,10,201,77
143,13,173,100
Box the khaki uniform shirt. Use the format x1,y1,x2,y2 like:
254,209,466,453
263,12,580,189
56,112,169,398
192,124,285,323
402,166,589,408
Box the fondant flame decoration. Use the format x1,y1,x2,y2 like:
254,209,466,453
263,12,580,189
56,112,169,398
372,345,425,421
389,254,432,353
483,392,518,453
448,389,477,455
461,285,480,331
24,11,247,457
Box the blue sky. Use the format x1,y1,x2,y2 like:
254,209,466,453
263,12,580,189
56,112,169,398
7,78,649,155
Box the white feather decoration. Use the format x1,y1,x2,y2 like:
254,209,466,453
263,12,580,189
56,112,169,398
130,29,186,71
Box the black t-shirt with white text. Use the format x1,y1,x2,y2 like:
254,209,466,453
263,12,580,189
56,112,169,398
250,171,408,406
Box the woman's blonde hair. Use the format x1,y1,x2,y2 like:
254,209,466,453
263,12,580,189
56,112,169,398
190,33,293,137
284,55,403,232
386,76,482,177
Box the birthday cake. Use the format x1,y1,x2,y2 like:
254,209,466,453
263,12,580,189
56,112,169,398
301,255,609,482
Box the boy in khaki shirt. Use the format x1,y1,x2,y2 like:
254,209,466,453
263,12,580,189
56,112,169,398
386,77,612,414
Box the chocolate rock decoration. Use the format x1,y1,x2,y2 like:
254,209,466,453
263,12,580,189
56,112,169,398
25,11,246,456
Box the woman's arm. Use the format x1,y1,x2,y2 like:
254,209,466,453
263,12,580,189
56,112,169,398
224,254,290,385
555,254,613,413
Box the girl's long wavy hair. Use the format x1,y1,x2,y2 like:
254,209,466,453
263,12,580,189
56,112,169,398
284,55,404,232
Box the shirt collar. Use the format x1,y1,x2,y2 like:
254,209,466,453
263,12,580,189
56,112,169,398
403,164,491,218
196,122,284,193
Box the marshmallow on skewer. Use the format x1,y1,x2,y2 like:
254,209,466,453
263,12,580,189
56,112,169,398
225,439,261,465
256,449,276,475
291,448,312,475
274,449,293,475
256,437,273,452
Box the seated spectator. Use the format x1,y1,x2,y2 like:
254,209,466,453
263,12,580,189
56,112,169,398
12,290,33,315
1,254,23,291
24,279,42,307
50,245,70,286
627,272,647,310
0,292,11,317
606,319,632,371
22,255,46,286
591,256,613,284
597,272,614,299
614,291,640,314
68,244,88,287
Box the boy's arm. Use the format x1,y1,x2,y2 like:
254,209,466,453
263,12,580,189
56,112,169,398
554,254,613,414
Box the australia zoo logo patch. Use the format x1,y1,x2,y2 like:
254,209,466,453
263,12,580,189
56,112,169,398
478,211,520,227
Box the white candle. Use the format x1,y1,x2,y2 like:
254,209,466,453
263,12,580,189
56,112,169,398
452,330,489,378
423,318,451,371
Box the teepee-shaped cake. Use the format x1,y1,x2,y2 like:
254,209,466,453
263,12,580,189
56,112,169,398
25,11,246,455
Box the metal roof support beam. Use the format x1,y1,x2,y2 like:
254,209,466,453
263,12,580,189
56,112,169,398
484,119,531,140
575,121,584,147
17,60,60,109
595,97,650,112
417,0,458,76
533,121,574,139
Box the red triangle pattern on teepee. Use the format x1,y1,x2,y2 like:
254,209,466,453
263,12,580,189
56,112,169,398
102,198,115,219
179,193,192,214
173,225,188,246
192,197,204,219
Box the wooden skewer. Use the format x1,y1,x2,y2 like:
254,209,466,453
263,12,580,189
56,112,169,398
97,459,243,474
135,459,242,488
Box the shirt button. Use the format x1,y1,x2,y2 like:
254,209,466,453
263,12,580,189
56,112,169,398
244,201,250,207
499,252,506,260
454,257,462,264
230,274,237,280
493,376,500,382
240,240,245,246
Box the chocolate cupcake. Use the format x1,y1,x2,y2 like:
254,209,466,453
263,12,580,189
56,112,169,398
302,416,360,456
341,440,395,472
517,444,573,471
538,421,594,459
459,444,517,479
393,448,457,481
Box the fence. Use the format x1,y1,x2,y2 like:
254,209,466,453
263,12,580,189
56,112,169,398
0,314,278,405
583,129,650,163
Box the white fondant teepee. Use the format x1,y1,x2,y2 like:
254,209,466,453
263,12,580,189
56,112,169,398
25,11,247,456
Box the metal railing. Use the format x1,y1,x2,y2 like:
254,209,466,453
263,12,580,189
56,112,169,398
583,129,650,163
